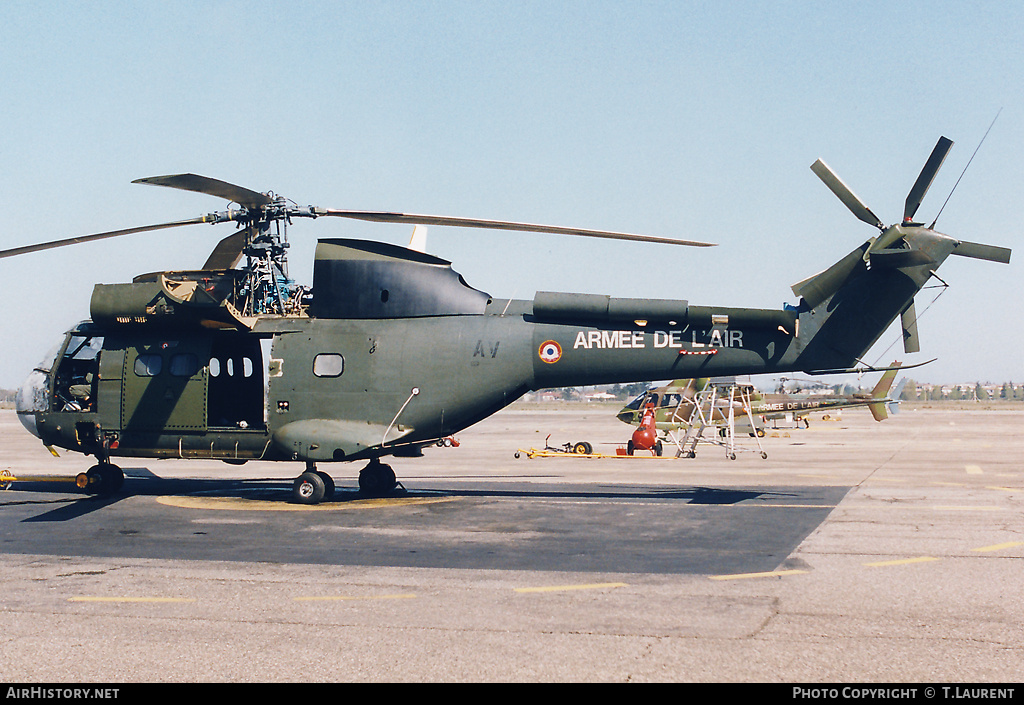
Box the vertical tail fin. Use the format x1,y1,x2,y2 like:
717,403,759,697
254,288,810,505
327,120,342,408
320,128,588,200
792,137,1010,373
871,363,900,398
867,362,901,421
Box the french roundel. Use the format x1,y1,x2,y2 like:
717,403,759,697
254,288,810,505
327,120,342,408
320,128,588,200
538,340,562,364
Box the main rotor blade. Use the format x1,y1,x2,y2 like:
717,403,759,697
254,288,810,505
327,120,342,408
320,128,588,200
318,210,716,247
0,216,211,260
810,159,884,230
133,174,273,210
904,136,953,222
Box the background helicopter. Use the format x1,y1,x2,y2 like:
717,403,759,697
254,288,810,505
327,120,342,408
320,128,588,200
617,363,905,441
1,136,1010,503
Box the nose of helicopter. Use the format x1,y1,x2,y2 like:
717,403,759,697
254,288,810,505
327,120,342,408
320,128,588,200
15,368,47,439
15,342,60,440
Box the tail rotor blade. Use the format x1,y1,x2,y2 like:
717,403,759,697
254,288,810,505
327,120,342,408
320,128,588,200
810,159,884,230
904,136,953,223
900,300,921,354
952,240,1012,264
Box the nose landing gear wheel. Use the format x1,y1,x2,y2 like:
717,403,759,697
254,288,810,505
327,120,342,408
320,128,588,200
76,463,124,497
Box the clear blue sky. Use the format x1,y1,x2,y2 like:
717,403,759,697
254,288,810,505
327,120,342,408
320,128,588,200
1,1,1021,388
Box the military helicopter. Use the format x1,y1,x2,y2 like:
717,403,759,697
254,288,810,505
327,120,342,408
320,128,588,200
616,363,904,440
2,137,1010,504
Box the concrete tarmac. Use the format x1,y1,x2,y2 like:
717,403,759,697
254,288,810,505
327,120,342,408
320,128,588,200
0,404,1021,683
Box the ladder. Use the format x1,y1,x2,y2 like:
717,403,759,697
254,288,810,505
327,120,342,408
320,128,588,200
673,380,767,459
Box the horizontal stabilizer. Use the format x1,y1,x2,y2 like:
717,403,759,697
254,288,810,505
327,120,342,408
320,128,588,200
869,248,935,269
952,240,1012,264
791,245,867,309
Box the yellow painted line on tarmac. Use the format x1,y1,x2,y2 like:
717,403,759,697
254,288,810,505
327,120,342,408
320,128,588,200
986,486,1018,493
514,582,628,593
156,495,458,511
294,594,417,602
709,569,808,581
966,464,983,475
972,541,1024,553
863,557,940,568
68,596,195,603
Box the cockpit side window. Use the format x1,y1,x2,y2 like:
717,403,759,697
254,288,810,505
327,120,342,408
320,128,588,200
53,334,105,412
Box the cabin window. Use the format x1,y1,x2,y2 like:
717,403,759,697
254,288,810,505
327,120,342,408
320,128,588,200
209,356,255,378
169,353,199,377
134,354,162,377
313,353,344,378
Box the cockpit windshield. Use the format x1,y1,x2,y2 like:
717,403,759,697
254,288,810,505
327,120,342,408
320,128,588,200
15,341,64,437
623,391,652,411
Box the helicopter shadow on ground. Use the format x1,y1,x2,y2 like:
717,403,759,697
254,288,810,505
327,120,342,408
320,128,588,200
4,470,295,523
2,469,820,523
2,475,848,574
420,484,792,505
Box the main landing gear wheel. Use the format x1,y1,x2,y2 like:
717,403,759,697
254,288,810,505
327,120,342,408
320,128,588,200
291,466,336,505
293,471,326,504
359,460,397,497
76,463,124,497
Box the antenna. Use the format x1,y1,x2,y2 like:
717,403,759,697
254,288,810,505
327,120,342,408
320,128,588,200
930,108,1002,229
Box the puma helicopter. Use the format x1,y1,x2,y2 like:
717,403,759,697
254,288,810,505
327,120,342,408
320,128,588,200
3,137,1010,503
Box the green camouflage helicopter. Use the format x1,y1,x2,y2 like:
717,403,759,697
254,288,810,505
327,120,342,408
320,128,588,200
616,364,904,443
2,137,1010,503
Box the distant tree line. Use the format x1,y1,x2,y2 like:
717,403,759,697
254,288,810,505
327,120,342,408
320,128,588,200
899,380,1024,402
